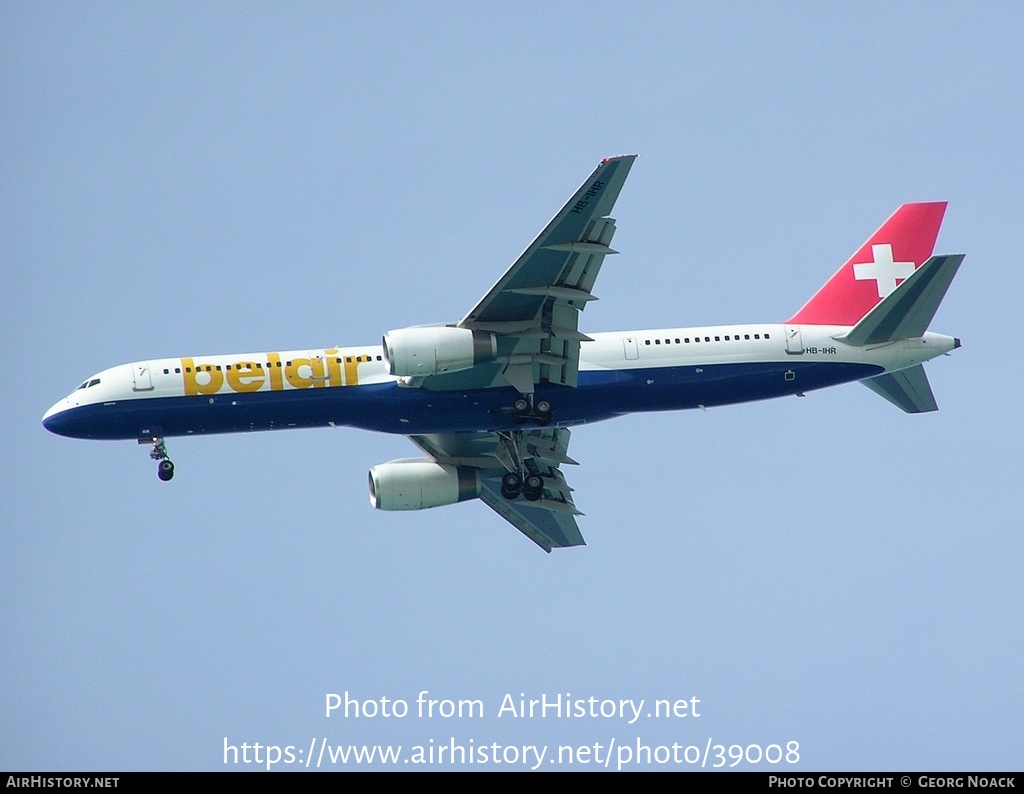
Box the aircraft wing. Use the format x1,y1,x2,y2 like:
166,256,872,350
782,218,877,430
410,429,585,552
417,155,637,394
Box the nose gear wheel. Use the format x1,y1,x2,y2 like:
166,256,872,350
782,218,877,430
144,437,175,481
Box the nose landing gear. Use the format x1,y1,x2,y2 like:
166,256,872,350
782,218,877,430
144,437,175,481
157,458,175,481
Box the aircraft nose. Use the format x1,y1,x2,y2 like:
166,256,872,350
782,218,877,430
42,399,72,436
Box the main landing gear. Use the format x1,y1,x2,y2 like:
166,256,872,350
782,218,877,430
510,395,552,426
500,471,545,502
500,397,551,502
145,437,175,481
495,430,545,503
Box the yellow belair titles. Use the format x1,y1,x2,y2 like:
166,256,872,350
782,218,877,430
180,349,377,397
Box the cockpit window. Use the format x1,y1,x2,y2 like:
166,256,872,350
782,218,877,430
88,379,101,388
76,381,88,390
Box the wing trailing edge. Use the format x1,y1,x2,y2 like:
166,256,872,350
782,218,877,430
479,479,586,552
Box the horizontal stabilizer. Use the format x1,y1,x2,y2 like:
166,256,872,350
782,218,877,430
861,364,938,413
840,254,964,346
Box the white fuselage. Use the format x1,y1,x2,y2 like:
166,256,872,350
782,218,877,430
42,323,957,441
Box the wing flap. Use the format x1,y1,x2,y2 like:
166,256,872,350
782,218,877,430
410,428,585,551
479,479,586,552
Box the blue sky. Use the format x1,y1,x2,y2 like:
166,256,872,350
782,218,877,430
3,2,1022,771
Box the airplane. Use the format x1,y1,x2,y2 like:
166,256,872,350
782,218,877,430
42,155,964,552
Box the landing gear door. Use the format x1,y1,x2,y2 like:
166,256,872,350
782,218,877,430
132,362,154,391
784,325,804,355
623,336,639,360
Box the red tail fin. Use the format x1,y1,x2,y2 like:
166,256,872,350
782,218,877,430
787,202,947,326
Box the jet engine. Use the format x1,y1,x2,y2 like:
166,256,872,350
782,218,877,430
368,459,481,511
382,326,497,377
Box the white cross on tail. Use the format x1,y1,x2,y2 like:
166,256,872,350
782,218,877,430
853,244,916,298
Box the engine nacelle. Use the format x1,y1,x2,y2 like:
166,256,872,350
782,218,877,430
382,326,497,377
368,459,481,511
